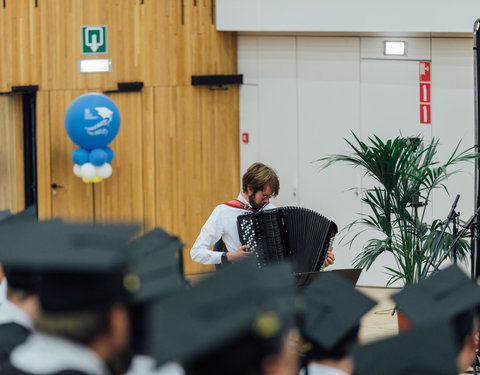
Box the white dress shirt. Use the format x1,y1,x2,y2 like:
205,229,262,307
0,278,7,304
0,299,33,330
299,363,350,375
190,193,275,264
10,333,110,375
126,355,185,375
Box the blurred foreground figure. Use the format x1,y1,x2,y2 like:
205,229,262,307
123,227,188,375
0,221,138,375
298,272,376,375
145,258,299,375
392,265,480,373
353,323,459,375
0,208,40,364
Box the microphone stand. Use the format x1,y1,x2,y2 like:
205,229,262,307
432,206,480,273
473,18,480,281
422,194,460,278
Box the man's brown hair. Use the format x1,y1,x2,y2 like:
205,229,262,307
242,162,280,197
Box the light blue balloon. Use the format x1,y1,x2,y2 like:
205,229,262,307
105,147,114,163
65,93,121,150
89,148,108,166
72,148,89,165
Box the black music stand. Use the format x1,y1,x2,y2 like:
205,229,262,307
296,268,362,288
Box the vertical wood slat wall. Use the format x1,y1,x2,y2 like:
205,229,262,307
0,0,239,275
0,95,24,213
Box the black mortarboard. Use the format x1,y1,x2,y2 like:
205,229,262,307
0,209,11,221
124,227,186,304
0,207,40,292
146,259,296,369
392,265,480,326
301,271,376,350
0,220,139,312
353,323,458,375
123,227,187,355
0,205,36,228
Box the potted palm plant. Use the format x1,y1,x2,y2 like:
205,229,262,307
318,133,478,286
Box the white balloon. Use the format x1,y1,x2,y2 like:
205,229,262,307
96,163,113,179
73,164,82,177
80,163,96,180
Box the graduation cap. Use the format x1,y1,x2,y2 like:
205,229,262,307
353,323,458,375
0,207,40,293
122,227,187,355
391,265,480,326
145,259,296,370
300,271,376,351
0,220,139,312
0,205,36,227
0,209,12,221
124,227,186,304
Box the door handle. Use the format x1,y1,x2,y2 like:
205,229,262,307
51,183,64,189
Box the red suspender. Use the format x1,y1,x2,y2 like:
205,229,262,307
222,199,255,212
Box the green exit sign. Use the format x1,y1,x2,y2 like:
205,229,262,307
81,25,107,54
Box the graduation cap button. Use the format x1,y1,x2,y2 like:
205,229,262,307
124,273,141,293
253,311,280,338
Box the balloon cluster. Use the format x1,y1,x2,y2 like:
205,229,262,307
64,93,121,183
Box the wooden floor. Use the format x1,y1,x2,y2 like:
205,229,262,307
357,286,399,343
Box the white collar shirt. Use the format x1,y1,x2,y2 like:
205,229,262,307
0,299,33,330
190,192,275,264
299,363,350,375
10,332,110,375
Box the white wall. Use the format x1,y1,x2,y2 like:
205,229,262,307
218,0,480,33
238,34,476,286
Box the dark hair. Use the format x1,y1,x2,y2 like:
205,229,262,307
301,324,360,362
3,268,40,295
242,163,280,197
34,307,110,345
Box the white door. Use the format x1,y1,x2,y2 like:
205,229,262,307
296,36,362,271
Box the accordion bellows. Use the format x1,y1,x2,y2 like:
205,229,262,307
237,207,338,273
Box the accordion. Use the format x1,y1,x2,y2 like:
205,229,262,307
237,207,338,273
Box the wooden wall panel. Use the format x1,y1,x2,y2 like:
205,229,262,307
94,92,145,224
155,86,239,275
0,0,239,276
0,95,24,213
141,87,157,231
49,90,94,221
1,0,237,91
0,0,42,91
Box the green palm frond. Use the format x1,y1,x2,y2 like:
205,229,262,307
318,132,480,285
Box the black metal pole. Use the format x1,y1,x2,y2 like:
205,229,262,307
453,214,458,264
474,19,480,279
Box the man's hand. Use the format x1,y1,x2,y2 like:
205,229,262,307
226,245,252,263
324,249,335,268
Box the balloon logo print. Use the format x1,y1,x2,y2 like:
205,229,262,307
65,93,120,183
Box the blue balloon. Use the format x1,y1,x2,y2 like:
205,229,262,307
105,147,114,163
65,93,121,150
89,148,108,166
72,148,89,165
